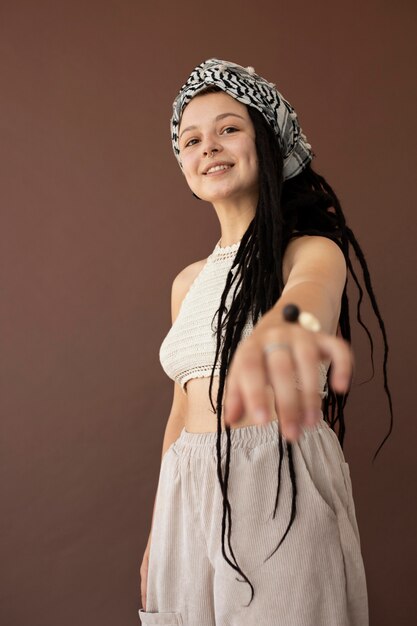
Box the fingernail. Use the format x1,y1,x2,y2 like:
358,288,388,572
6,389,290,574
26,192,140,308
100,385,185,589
285,423,299,440
254,409,268,423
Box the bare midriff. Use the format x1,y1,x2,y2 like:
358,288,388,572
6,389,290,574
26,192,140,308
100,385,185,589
184,376,276,433
183,357,331,433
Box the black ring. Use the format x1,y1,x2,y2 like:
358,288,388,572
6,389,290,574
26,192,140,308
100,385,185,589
282,303,300,323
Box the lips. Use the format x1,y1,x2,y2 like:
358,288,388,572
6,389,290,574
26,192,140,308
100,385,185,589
203,161,234,175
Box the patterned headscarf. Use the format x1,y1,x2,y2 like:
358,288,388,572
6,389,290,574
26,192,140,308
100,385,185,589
171,58,314,181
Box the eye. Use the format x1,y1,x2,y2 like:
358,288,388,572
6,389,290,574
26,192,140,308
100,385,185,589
222,126,238,134
184,137,199,148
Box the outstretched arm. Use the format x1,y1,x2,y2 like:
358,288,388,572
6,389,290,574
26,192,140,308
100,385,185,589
223,235,353,441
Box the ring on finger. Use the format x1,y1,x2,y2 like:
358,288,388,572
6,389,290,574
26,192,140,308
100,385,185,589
263,342,292,355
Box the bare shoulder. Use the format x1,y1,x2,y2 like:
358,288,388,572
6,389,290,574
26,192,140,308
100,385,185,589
170,257,208,323
282,234,347,286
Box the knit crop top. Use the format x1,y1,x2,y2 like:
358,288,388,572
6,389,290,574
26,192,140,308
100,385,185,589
159,239,329,397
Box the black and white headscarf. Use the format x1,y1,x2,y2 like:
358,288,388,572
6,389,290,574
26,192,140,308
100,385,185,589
171,58,315,181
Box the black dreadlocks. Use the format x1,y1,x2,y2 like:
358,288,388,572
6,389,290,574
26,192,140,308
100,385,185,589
192,87,395,607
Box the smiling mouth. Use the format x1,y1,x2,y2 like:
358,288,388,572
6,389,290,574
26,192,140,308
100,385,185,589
204,164,234,175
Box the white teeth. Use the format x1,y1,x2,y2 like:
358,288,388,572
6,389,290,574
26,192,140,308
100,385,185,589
206,164,232,174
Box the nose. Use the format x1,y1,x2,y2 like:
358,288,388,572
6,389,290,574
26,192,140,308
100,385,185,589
201,135,222,157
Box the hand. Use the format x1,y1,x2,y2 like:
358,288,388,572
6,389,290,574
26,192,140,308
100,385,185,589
223,318,354,441
140,540,151,611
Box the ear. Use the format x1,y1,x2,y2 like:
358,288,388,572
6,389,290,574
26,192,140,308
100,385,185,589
180,162,187,177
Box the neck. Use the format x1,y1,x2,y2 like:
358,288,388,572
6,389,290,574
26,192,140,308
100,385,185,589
213,195,257,248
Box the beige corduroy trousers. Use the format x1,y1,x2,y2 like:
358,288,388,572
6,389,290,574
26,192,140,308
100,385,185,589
139,417,369,626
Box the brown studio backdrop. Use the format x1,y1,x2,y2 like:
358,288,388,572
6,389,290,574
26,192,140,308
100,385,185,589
0,1,415,625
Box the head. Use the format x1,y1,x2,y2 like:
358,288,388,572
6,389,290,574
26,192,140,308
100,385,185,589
177,89,259,205
171,58,314,182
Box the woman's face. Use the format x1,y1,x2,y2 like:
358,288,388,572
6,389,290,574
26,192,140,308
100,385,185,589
178,91,259,205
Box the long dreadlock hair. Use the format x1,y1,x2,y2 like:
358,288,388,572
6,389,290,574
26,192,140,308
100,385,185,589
187,86,394,607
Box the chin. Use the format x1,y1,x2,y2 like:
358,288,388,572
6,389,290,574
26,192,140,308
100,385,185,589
202,184,243,202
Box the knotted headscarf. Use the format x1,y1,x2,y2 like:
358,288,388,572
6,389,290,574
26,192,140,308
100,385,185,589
170,58,315,181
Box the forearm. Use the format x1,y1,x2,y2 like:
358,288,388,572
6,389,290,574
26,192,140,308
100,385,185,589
263,279,341,335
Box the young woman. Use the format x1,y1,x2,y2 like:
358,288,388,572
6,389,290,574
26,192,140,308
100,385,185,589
138,59,393,626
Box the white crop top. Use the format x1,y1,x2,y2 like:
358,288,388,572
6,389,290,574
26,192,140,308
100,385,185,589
159,239,329,397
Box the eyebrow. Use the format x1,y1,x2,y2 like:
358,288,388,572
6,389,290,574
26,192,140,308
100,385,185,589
179,112,246,140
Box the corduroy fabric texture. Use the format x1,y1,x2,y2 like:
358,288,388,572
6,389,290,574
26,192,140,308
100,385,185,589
139,418,368,626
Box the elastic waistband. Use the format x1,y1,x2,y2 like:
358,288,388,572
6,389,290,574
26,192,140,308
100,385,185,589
174,416,327,453
180,419,279,449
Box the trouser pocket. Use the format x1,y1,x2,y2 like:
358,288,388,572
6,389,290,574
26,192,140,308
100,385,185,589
138,609,183,625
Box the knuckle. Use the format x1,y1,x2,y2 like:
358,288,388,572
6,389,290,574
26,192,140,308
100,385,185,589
263,325,292,344
339,355,353,371
247,390,268,408
276,393,299,413
299,352,317,367
225,384,240,398
296,340,318,357
281,404,299,418
269,359,293,377
284,414,300,425
247,348,265,365
236,350,259,370
305,391,322,408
